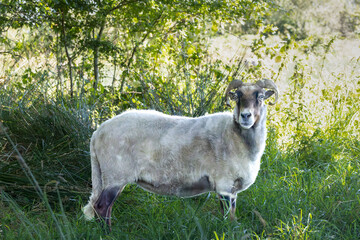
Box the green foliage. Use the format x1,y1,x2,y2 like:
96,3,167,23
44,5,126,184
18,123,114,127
1,0,360,239
1,0,273,97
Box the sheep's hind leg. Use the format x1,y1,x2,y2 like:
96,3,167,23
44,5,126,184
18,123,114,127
94,186,123,231
218,194,237,221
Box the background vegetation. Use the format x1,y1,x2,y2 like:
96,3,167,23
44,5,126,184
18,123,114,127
0,0,359,239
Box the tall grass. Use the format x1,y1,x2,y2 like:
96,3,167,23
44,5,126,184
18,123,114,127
1,126,358,239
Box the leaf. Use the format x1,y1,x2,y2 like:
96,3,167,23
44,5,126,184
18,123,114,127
280,46,287,53
322,89,327,96
211,22,218,32
187,45,196,55
275,55,282,63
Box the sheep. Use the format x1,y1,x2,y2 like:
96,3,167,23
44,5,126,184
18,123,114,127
82,79,279,229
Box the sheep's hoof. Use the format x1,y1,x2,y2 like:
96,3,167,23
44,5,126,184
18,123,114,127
230,214,237,222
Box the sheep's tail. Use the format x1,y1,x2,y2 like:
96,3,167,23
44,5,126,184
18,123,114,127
82,136,102,220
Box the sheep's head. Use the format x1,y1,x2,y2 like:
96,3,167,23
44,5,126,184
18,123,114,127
225,79,279,129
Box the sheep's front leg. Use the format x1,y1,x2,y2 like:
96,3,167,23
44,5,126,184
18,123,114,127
229,197,237,220
94,186,122,231
218,194,237,221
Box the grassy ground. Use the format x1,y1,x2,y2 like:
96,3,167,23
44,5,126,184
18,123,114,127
1,125,359,239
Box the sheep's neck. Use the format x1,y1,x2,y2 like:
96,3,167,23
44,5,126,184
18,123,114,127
233,112,267,159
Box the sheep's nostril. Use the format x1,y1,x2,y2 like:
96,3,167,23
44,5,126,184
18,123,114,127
241,113,251,119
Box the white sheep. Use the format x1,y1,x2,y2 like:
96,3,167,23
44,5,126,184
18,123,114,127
83,79,279,229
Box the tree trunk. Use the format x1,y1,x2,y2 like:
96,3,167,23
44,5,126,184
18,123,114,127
112,53,117,88
61,11,73,98
93,46,99,91
64,44,73,98
93,23,105,91
56,33,63,96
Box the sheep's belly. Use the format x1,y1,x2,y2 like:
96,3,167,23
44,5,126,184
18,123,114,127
135,175,213,197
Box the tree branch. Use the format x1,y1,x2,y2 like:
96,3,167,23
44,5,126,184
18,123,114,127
106,0,142,15
93,21,106,91
0,51,23,58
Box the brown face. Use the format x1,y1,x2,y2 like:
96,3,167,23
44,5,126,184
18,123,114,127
229,85,266,129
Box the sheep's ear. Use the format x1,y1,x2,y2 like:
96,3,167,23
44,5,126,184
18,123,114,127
264,90,275,100
229,92,238,101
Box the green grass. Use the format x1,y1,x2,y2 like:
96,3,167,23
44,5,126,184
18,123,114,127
1,123,359,239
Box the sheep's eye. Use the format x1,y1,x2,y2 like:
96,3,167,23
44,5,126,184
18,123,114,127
229,92,238,101
258,95,264,100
